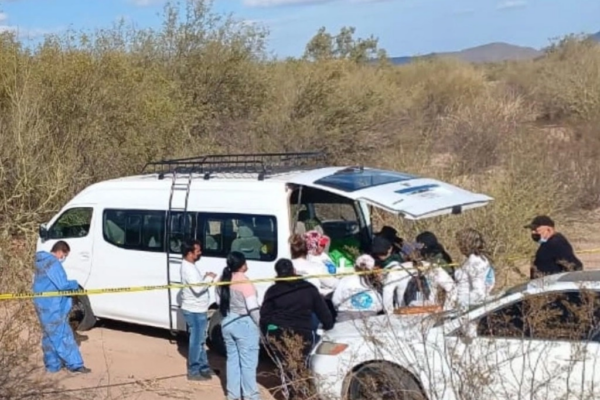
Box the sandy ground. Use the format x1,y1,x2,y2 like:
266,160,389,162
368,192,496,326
35,320,280,400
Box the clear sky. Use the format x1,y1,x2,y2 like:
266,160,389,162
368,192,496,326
0,0,598,58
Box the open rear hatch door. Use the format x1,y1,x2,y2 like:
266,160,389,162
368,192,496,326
286,167,493,220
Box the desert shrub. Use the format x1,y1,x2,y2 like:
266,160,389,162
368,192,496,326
394,58,489,119
251,60,400,163
544,121,600,211
0,0,599,288
504,35,600,123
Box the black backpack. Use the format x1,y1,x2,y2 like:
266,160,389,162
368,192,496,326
402,273,431,306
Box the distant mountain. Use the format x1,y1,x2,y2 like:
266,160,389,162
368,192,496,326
388,42,542,65
387,31,600,66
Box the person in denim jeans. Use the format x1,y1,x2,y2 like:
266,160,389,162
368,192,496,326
216,252,261,400
180,239,217,381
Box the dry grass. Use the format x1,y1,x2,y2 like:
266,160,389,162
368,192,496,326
1,0,600,397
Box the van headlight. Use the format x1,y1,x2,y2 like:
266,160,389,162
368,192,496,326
314,341,348,356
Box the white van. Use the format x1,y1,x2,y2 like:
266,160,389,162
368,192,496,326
36,152,492,354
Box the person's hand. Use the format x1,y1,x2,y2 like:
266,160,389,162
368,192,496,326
205,272,217,279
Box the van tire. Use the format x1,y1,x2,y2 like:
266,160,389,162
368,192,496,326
73,294,96,332
344,361,427,400
206,310,226,357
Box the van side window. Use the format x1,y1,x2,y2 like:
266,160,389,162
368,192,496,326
198,213,277,262
103,209,166,252
167,212,196,254
48,207,94,240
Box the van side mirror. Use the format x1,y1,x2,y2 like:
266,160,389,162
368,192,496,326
39,224,48,242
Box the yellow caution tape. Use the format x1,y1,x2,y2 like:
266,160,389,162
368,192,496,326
3,247,599,301
0,270,384,301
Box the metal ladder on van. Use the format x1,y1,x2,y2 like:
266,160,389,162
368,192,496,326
139,152,328,335
166,169,194,334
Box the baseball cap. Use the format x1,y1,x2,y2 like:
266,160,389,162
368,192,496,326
524,215,555,230
376,225,403,244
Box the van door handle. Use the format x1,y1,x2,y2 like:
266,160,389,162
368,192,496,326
80,252,90,260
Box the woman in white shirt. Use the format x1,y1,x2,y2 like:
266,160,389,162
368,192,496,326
332,254,383,322
290,234,338,296
454,228,495,309
381,255,456,313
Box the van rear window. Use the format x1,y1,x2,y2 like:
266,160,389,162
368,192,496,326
314,168,416,193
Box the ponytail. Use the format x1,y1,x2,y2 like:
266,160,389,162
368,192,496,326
218,251,247,317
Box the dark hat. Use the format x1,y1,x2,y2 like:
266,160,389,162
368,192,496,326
377,225,398,239
376,225,403,246
372,236,393,255
524,215,555,230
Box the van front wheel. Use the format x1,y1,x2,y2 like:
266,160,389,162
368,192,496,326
71,293,96,332
206,310,226,357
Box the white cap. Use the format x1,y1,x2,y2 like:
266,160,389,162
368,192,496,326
355,254,376,270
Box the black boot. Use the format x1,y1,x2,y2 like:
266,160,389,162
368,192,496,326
69,320,88,345
74,332,89,345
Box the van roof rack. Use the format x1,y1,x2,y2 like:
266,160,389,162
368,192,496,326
141,151,326,181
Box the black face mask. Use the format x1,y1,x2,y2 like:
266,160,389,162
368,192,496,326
531,233,541,243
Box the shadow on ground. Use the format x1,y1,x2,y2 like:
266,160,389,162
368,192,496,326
95,319,284,399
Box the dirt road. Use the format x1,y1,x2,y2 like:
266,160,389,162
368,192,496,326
39,321,279,400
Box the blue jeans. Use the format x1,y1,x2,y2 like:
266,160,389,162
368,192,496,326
222,313,260,400
182,310,210,376
311,313,319,330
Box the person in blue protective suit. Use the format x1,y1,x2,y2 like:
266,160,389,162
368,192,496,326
33,240,91,374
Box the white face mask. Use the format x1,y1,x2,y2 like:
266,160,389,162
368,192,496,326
59,255,68,263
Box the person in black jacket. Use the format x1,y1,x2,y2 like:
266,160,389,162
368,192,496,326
525,215,583,279
260,258,334,400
